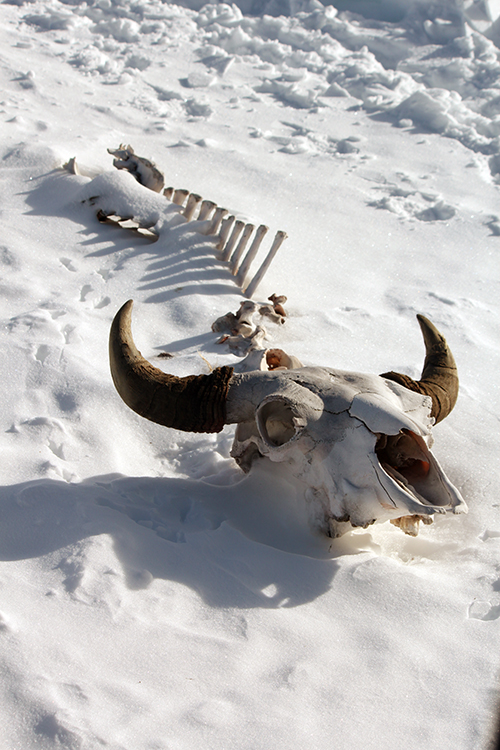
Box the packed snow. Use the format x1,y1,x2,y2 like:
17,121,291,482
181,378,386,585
0,0,499,747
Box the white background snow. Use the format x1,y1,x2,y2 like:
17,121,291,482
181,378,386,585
0,0,499,747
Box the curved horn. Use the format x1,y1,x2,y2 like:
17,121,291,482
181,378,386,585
381,314,458,424
109,300,234,433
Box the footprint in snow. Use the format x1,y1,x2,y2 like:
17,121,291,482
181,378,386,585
79,284,93,302
60,257,77,272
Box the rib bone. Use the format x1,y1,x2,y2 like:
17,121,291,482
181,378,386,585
244,231,288,298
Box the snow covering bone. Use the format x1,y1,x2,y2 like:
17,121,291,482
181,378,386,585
109,301,466,538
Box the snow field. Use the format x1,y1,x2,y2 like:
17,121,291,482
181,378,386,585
0,0,500,748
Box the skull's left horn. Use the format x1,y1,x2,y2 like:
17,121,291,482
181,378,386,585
109,300,234,432
381,314,458,424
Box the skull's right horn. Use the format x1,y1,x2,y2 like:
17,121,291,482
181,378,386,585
381,314,459,424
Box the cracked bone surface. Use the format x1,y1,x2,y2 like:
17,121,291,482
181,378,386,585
110,302,466,540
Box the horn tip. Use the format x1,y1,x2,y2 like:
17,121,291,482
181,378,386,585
416,313,445,349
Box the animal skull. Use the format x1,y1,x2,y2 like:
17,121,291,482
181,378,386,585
109,301,466,538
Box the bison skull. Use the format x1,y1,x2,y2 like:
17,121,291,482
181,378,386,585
109,301,466,538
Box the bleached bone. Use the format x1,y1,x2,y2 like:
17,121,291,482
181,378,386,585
211,311,239,333
220,219,245,262
183,193,202,221
216,325,266,355
108,145,165,193
103,145,288,294
234,300,258,337
237,224,268,287
96,210,159,242
206,207,228,236
268,293,287,317
110,304,466,538
198,200,217,221
237,348,303,372
172,188,189,206
259,305,285,325
216,215,235,252
230,224,254,274
244,231,288,298
63,157,80,175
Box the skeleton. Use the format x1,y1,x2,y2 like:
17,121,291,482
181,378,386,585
109,300,466,538
63,147,288,296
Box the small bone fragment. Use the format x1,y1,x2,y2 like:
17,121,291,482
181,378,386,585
198,200,217,221
164,187,174,200
136,227,159,241
220,219,245,262
108,145,165,192
243,230,288,298
236,300,257,322
234,300,258,337
172,188,189,206
96,210,158,242
268,293,287,317
259,305,285,325
230,224,254,274
237,224,268,287
217,325,266,355
391,514,433,536
206,207,228,236
63,157,80,175
183,193,202,221
211,311,238,333
265,348,303,370
216,215,235,252
118,219,141,229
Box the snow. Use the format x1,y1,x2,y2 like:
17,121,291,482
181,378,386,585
0,0,499,747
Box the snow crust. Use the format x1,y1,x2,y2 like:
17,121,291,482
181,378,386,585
0,0,499,748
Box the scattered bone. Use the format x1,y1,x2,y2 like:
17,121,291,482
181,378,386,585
268,293,287,317
259,305,285,325
265,348,303,370
243,231,288,298
211,311,239,334
96,210,159,242
220,219,245,262
183,193,202,221
234,347,302,372
108,145,165,193
237,224,268,287
390,514,433,536
234,300,258,337
217,325,266,356
63,157,80,175
230,224,254,274
164,187,174,200
172,188,189,206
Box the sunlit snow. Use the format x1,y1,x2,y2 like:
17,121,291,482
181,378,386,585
0,0,499,748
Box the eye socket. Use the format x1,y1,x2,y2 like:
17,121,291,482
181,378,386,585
257,399,298,447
